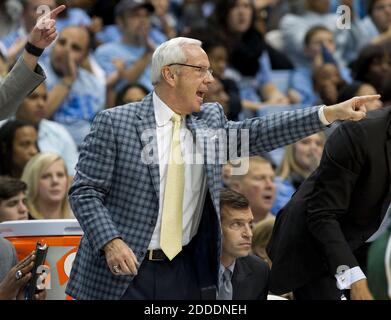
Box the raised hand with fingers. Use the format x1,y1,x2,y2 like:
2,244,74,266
323,95,381,123
28,5,66,50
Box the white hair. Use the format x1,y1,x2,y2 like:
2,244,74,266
151,37,202,86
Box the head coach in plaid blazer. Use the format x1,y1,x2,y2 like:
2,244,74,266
65,36,380,300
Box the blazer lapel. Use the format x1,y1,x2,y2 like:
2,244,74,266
135,93,160,201
232,258,252,300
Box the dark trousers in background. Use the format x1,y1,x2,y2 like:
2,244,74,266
121,244,201,300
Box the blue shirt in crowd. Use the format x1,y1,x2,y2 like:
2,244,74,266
40,56,106,147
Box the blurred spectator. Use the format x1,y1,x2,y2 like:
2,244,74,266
149,0,178,39
212,0,294,108
115,83,149,105
0,0,22,39
199,34,244,120
14,83,79,176
218,188,269,300
290,26,351,107
229,156,276,223
272,132,326,214
41,26,105,147
94,0,166,106
204,77,230,115
358,0,391,51
338,82,383,111
313,63,347,105
21,153,73,220
0,243,46,300
251,216,275,268
279,0,363,67
1,0,57,64
0,176,29,223
0,120,38,178
351,45,391,94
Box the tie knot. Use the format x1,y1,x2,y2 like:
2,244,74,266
171,113,182,124
223,268,232,282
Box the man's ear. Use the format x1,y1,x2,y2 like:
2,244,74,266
161,66,176,87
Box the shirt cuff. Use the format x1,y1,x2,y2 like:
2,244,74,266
335,266,366,290
318,105,331,125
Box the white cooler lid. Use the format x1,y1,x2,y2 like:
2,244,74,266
0,219,83,237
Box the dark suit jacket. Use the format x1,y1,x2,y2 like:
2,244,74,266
232,254,269,300
267,106,391,294
0,57,45,120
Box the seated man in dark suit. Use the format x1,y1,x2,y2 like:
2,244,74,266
218,188,269,300
268,106,391,300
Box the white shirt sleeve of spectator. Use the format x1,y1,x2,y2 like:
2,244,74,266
335,266,366,290
318,105,331,126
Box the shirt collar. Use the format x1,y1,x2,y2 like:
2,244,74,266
219,260,236,279
153,91,175,127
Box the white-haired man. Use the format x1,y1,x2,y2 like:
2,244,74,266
66,36,379,300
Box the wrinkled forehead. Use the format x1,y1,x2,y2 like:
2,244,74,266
221,206,253,222
182,44,209,64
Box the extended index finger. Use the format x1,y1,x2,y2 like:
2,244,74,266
355,94,381,103
49,4,66,19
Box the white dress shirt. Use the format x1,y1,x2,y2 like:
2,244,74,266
148,92,208,250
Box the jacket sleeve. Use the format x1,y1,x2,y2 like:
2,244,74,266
306,121,368,275
225,105,326,157
0,56,45,120
68,110,121,256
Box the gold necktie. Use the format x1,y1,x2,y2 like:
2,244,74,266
160,113,184,260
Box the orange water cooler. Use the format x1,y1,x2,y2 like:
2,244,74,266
0,219,83,300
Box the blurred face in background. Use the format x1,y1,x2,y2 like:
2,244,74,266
118,7,151,43
233,161,276,216
207,45,228,79
227,0,253,34
306,29,336,57
38,159,68,205
16,84,47,126
51,27,89,73
356,83,383,111
13,126,38,173
204,78,230,115
371,0,391,32
294,133,325,172
0,192,29,222
368,53,391,85
122,86,148,103
150,0,169,16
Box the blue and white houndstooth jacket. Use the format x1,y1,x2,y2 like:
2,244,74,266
66,92,326,299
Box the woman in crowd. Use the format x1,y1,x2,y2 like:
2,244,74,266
0,120,38,178
272,132,326,214
352,44,391,94
21,153,73,220
211,0,295,109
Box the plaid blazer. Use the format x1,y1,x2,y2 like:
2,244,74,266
66,92,325,300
